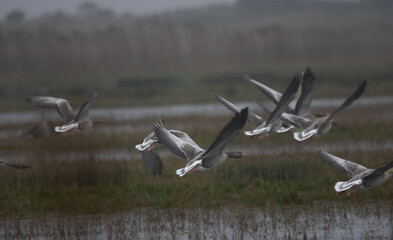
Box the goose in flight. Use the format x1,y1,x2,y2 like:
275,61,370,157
27,92,104,134
293,80,367,141
0,159,30,169
153,108,248,177
315,146,393,196
54,92,105,133
244,72,301,139
214,93,297,136
245,68,316,117
135,129,199,176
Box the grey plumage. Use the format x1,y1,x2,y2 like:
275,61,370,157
0,159,30,169
315,146,393,196
294,80,367,141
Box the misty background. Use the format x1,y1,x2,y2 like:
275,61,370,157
0,0,392,109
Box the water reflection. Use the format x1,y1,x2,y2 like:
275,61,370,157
0,202,391,239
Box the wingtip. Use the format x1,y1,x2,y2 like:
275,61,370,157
304,67,313,75
293,72,303,83
354,79,367,97
153,119,166,131
314,145,326,153
303,68,315,80
361,79,367,88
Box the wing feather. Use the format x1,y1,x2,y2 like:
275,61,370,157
153,120,203,161
27,96,74,122
320,80,367,127
315,146,369,177
75,92,97,122
295,68,316,117
141,149,163,176
265,73,301,126
0,159,30,169
214,93,264,126
244,75,283,106
202,107,248,161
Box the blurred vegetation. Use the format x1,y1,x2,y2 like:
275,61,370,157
0,0,392,110
0,110,392,215
0,0,392,217
0,149,392,215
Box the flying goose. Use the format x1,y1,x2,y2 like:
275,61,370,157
257,103,312,132
153,108,248,177
244,72,301,139
215,93,295,135
53,92,105,133
315,146,393,196
0,159,30,169
245,68,316,117
135,129,200,176
28,92,104,134
293,80,367,141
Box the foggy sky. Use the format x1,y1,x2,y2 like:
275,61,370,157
0,0,236,19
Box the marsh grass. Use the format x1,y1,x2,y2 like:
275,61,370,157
0,149,392,215
1,200,392,239
0,105,392,215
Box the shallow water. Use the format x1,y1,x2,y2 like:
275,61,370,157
0,202,391,239
1,96,393,124
3,139,393,164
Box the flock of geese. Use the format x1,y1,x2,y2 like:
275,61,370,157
2,68,393,197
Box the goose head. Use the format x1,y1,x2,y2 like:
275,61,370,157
226,152,247,159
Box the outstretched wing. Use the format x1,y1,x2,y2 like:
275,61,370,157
0,159,30,169
259,102,312,129
27,96,74,122
321,80,367,127
153,120,204,161
75,92,97,122
364,161,393,179
214,93,264,126
295,68,316,117
265,73,301,126
245,75,283,106
141,149,163,176
315,146,369,177
202,107,248,161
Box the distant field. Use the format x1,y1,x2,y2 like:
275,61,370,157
1,61,392,111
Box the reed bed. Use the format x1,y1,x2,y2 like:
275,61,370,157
1,200,392,239
0,148,392,215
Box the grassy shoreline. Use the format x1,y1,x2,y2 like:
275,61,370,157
1,149,392,216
